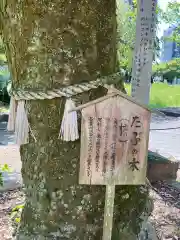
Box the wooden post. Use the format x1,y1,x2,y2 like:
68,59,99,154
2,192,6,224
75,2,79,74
131,0,157,105
103,87,115,240
104,1,158,238
102,185,115,240
102,3,158,239
77,86,151,240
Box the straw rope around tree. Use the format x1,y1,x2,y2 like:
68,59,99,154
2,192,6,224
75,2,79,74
7,71,164,146
7,72,121,145
10,73,121,100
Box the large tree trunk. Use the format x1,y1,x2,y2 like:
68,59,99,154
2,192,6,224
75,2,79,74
0,1,151,239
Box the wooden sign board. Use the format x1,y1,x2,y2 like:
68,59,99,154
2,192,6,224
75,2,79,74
79,94,151,185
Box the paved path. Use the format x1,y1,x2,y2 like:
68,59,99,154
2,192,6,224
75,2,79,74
149,115,180,160
0,115,180,190
0,122,22,191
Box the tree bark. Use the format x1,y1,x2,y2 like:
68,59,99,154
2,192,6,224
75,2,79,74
0,1,151,239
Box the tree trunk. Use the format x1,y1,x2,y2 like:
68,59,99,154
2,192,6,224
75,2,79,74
0,1,151,239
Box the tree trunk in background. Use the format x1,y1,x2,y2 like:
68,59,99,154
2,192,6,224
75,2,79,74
0,1,151,239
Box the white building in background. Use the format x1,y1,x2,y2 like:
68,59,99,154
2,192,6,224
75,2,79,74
161,24,180,62
159,24,180,84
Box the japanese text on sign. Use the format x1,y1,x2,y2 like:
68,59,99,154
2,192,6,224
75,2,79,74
79,97,150,186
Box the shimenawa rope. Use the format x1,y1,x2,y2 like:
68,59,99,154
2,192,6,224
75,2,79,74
10,73,120,100
7,73,120,145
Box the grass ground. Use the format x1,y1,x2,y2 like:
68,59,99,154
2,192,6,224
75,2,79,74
0,107,8,113
125,82,180,108
0,101,9,113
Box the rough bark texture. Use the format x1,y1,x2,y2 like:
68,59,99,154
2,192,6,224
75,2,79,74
0,1,151,239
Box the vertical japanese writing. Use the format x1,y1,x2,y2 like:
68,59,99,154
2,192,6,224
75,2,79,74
131,0,157,104
151,0,157,37
95,118,102,171
131,116,142,128
103,118,110,174
131,115,143,145
118,119,129,142
129,147,140,171
110,118,118,172
87,117,93,177
129,115,143,171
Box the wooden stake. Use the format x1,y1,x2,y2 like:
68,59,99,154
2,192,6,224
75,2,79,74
103,87,115,240
102,185,115,240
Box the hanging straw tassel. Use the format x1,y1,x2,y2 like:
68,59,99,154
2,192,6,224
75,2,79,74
15,100,29,145
7,97,16,131
59,98,79,141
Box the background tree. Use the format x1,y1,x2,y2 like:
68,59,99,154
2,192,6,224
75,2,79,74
158,1,180,83
153,58,180,83
0,37,5,56
0,1,151,239
117,0,135,74
117,0,161,82
160,1,180,45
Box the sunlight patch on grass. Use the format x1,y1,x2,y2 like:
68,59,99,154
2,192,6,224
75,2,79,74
125,83,180,108
0,105,9,113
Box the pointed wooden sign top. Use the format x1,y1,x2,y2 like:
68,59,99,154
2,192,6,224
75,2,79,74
75,88,151,186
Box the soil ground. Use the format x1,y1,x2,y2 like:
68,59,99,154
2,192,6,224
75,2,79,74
0,183,180,240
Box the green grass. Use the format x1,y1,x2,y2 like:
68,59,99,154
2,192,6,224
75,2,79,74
0,104,9,113
0,54,7,62
0,107,8,113
125,82,180,108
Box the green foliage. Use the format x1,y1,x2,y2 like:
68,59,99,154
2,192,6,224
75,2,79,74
11,204,24,218
162,1,180,24
0,36,9,97
0,164,10,186
117,0,180,78
0,54,6,62
11,204,24,236
0,37,5,54
160,1,180,44
125,82,180,108
12,204,24,213
117,0,136,72
0,36,10,99
0,63,11,99
117,0,160,73
153,58,180,82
